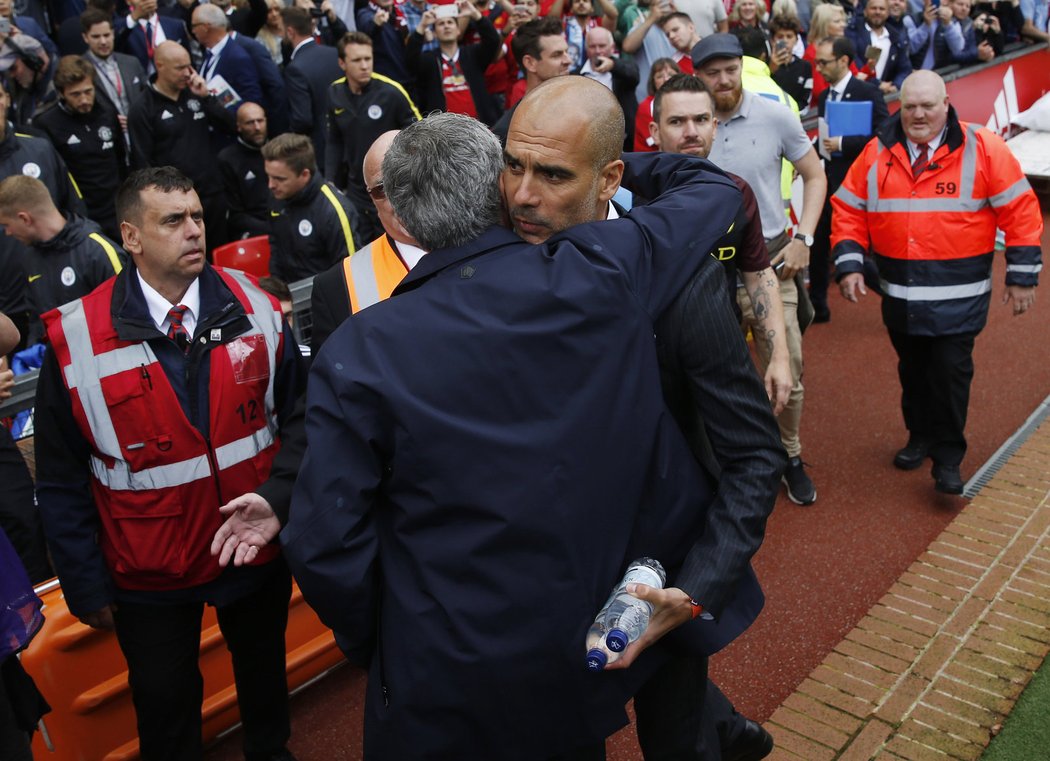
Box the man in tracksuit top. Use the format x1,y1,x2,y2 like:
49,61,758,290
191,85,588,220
0,175,125,342
326,31,420,243
34,167,306,761
263,132,361,283
128,41,236,251
0,83,86,351
35,55,128,240
219,102,271,240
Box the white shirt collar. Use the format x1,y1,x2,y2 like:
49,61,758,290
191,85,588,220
397,241,428,269
138,271,201,338
906,125,947,160
830,70,852,98
866,22,889,38
207,34,230,57
580,61,614,90
605,202,619,220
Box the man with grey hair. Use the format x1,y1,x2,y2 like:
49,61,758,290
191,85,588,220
282,80,744,757
190,2,264,112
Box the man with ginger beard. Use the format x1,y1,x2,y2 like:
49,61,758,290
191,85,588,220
693,32,826,507
279,81,747,755
505,73,783,759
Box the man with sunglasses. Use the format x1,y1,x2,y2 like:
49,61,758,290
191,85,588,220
262,132,362,283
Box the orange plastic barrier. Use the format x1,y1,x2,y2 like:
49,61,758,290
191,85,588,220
212,236,271,279
24,578,342,761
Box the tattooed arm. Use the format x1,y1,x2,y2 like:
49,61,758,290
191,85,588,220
742,266,791,415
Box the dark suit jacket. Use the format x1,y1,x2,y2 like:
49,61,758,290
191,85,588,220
845,16,913,90
228,0,268,37
117,14,191,71
283,39,341,171
818,75,890,194
231,32,288,133
91,52,149,115
604,55,639,152
206,36,264,111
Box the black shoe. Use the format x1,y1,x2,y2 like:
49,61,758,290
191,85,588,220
893,439,930,470
812,305,831,323
932,463,964,495
724,719,774,761
782,456,816,505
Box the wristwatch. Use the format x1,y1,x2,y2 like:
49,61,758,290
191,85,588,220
794,232,814,247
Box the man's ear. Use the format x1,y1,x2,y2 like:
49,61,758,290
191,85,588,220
648,120,661,150
16,211,33,228
521,53,538,74
121,220,141,255
597,159,624,204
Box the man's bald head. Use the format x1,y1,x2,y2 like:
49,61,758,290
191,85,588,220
503,76,625,243
154,41,193,92
364,131,418,247
236,102,268,146
516,76,624,172
900,70,949,144
154,40,189,67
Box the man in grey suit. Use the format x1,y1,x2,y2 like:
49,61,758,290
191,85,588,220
280,6,342,171
81,8,148,137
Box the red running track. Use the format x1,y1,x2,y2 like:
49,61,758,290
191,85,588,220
207,234,1050,761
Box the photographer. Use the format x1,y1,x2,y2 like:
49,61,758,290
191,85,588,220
973,0,1023,42
972,9,1005,54
293,0,348,47
768,14,812,110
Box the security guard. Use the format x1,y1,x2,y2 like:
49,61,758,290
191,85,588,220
326,31,420,242
832,70,1042,494
0,175,124,340
263,132,360,283
0,82,87,350
34,55,127,239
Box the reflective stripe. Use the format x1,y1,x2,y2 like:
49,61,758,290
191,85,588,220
835,252,865,266
68,173,83,199
958,125,979,202
214,427,275,471
90,453,211,491
320,184,357,257
867,143,883,204
871,197,987,212
1006,263,1043,273
224,269,281,419
834,185,866,211
350,243,382,311
988,176,1033,208
89,233,123,274
880,278,992,301
57,302,124,460
371,73,422,121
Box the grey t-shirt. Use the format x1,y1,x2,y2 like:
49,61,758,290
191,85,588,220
675,0,727,37
708,89,812,240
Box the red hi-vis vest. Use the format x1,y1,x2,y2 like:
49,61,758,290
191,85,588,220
42,269,285,591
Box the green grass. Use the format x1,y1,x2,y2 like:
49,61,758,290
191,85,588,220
981,652,1050,761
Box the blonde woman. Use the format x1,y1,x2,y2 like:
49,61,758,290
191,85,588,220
728,0,770,32
256,0,285,66
803,2,849,105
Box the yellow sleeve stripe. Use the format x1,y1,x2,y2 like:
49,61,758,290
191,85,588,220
320,184,357,256
68,173,83,199
372,73,423,121
89,232,123,274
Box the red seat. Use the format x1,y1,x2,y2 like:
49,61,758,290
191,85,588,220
212,236,271,278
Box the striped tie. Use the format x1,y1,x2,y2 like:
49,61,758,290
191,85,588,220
167,305,191,353
912,143,930,178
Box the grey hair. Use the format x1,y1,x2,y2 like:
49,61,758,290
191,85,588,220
195,3,229,28
382,113,503,251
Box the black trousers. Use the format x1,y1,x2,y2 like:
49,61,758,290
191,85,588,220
809,199,833,312
888,329,977,467
635,654,718,760
112,562,292,761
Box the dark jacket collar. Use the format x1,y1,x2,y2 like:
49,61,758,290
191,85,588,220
394,225,522,296
288,173,323,207
111,263,246,341
35,214,90,253
878,104,964,154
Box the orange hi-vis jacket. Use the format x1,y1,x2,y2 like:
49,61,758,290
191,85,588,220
341,234,408,313
831,108,1042,336
42,268,285,592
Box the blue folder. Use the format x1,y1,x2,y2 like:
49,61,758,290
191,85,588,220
827,100,873,137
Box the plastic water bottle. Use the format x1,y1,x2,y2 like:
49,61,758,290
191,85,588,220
584,558,666,671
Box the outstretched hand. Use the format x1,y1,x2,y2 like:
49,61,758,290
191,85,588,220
211,493,281,567
601,584,696,670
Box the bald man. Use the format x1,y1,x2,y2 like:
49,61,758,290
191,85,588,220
219,102,271,239
580,27,639,151
280,77,745,755
128,41,237,250
505,74,782,760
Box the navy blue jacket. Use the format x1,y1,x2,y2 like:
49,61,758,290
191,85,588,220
204,36,263,112
283,153,743,759
283,39,341,171
845,16,912,89
117,15,191,71
231,31,288,134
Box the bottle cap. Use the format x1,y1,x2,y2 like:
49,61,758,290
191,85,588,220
585,648,608,671
606,628,629,652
